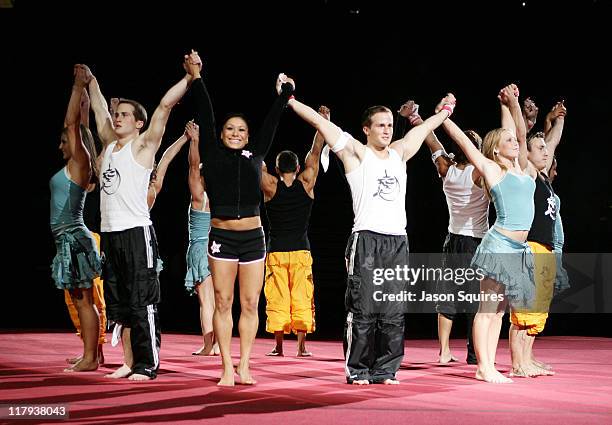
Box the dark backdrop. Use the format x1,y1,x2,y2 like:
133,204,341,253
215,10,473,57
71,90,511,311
2,0,610,339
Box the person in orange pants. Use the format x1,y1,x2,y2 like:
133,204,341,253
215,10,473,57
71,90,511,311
64,232,106,364
510,100,566,377
260,106,328,356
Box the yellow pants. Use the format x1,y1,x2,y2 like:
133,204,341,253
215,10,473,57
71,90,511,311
264,250,315,334
64,232,107,344
510,241,556,336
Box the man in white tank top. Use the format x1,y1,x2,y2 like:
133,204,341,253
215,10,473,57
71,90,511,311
287,94,455,385
399,102,488,365
76,53,200,381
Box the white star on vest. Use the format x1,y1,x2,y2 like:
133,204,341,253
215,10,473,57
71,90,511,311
241,150,253,158
211,241,221,254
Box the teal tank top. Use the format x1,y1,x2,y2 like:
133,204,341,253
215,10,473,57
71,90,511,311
490,171,535,231
188,208,211,242
49,167,87,235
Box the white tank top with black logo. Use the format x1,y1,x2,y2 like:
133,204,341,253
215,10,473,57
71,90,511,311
345,147,407,235
442,164,489,238
100,140,152,232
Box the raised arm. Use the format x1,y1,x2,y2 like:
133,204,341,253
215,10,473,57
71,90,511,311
141,69,195,153
441,118,501,188
399,100,453,177
185,52,217,158
186,120,206,209
543,101,567,173
77,64,116,147
152,132,190,195
288,97,365,172
80,86,90,128
391,93,454,162
298,105,329,193
499,84,529,171
65,68,91,187
251,74,295,157
522,97,539,133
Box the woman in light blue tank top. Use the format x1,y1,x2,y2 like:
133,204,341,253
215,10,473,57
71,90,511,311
183,121,218,356
50,72,101,372
440,86,537,383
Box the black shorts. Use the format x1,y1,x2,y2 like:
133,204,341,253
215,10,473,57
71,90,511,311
436,232,482,318
208,227,266,264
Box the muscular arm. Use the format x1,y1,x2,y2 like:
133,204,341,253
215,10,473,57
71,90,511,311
400,101,451,177
299,106,329,193
392,109,451,162
544,102,567,173
260,162,278,202
142,74,194,153
87,74,116,147
288,98,364,171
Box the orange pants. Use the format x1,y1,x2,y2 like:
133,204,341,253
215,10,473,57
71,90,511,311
510,241,556,336
64,232,107,344
264,250,315,334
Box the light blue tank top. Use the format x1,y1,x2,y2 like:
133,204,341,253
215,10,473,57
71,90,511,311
188,205,211,242
490,171,536,231
49,167,86,235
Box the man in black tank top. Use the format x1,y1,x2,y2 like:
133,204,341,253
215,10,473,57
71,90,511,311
260,107,327,357
510,127,564,378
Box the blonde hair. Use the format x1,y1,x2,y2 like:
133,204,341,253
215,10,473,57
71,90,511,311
480,128,509,198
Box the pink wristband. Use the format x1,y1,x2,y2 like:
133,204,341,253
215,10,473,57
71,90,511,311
441,104,455,116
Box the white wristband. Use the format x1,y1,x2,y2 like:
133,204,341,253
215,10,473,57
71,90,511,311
431,149,445,162
331,131,351,153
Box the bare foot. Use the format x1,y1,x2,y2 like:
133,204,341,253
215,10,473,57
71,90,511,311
351,379,370,385
192,345,215,356
66,355,81,365
235,365,256,385
217,368,235,387
532,358,553,370
212,343,220,355
532,364,555,376
105,364,132,379
128,373,152,381
475,368,513,383
266,348,284,357
438,353,459,364
509,364,539,378
64,358,98,372
383,379,400,385
297,349,313,357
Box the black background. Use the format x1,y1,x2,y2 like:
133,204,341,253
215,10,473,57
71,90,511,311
2,0,611,339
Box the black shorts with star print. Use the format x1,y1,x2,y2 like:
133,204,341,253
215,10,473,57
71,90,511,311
208,226,266,264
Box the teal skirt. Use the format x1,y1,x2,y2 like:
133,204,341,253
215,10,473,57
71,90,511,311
471,228,536,308
51,227,101,290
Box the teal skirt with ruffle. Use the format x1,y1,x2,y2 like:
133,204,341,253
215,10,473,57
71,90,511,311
470,228,536,309
51,227,101,290
185,239,211,295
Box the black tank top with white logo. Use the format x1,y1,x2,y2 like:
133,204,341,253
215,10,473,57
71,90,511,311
528,172,557,248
